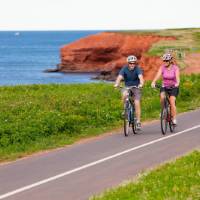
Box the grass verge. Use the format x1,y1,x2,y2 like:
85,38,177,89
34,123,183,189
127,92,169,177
0,74,200,162
147,28,200,69
148,28,200,56
91,150,200,200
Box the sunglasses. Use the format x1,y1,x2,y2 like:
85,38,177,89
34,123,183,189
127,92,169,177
128,62,136,65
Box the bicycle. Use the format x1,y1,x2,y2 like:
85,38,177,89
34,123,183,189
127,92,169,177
155,85,176,135
119,86,140,136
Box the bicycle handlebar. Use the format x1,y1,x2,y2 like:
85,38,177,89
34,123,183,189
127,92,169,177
155,84,161,89
154,84,176,89
118,85,141,89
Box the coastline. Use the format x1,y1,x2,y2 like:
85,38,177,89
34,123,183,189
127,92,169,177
0,31,101,86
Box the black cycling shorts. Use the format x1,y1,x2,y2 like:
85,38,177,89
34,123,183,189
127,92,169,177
160,87,179,97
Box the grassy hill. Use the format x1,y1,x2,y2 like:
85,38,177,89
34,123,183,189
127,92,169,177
119,28,200,69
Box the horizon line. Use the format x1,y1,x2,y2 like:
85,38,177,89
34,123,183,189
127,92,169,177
0,27,200,32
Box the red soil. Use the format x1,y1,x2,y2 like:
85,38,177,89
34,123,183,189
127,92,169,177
182,53,200,74
58,32,175,80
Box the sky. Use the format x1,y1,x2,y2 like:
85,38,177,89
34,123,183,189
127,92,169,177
0,0,200,30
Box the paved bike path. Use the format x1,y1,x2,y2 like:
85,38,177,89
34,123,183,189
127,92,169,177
0,109,200,200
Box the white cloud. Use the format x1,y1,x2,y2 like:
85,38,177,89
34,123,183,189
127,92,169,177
0,0,199,30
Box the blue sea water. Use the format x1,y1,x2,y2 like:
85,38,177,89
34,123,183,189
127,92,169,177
0,31,101,86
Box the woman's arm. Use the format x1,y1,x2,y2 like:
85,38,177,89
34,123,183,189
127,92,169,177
175,67,180,87
151,67,162,88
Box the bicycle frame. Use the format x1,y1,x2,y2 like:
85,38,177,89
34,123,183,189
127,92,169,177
125,91,134,122
122,86,138,136
164,95,171,122
157,85,176,134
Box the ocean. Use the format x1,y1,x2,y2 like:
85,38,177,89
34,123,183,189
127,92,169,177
0,31,101,86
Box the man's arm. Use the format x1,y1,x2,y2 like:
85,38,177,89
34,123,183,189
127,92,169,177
114,75,123,87
138,74,144,87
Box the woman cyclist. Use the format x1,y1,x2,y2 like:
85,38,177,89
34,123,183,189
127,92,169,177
151,53,180,125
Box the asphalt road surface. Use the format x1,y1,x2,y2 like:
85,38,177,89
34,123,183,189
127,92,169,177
0,109,200,200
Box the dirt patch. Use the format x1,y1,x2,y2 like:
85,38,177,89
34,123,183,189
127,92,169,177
182,53,200,74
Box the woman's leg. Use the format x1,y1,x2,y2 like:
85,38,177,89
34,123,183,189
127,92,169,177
160,92,165,108
169,96,177,123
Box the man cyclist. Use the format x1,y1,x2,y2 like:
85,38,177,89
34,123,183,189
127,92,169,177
151,53,180,125
114,55,144,130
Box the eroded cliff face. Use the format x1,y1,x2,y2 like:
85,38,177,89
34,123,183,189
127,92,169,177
58,32,175,80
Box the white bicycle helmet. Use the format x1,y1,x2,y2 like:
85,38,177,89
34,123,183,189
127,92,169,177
127,55,137,63
162,53,173,61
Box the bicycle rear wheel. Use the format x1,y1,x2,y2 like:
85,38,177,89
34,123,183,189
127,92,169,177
161,106,168,135
132,120,137,134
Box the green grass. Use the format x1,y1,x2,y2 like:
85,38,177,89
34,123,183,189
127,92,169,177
0,74,200,162
147,28,200,69
116,28,200,57
115,30,158,36
0,83,122,161
148,28,200,55
91,150,200,200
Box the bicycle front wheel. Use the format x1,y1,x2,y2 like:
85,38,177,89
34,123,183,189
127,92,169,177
169,120,175,132
124,112,131,137
165,105,175,133
161,107,168,135
131,110,138,134
124,107,132,136
124,119,130,137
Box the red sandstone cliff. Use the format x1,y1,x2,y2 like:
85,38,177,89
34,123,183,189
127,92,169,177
58,32,175,80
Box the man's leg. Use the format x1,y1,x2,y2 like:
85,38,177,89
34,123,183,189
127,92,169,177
133,88,142,130
122,90,128,105
134,99,141,122
121,90,128,116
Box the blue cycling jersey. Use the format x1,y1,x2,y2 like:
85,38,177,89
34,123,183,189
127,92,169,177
119,65,142,86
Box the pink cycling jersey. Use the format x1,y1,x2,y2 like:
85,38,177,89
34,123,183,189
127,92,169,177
162,64,179,88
